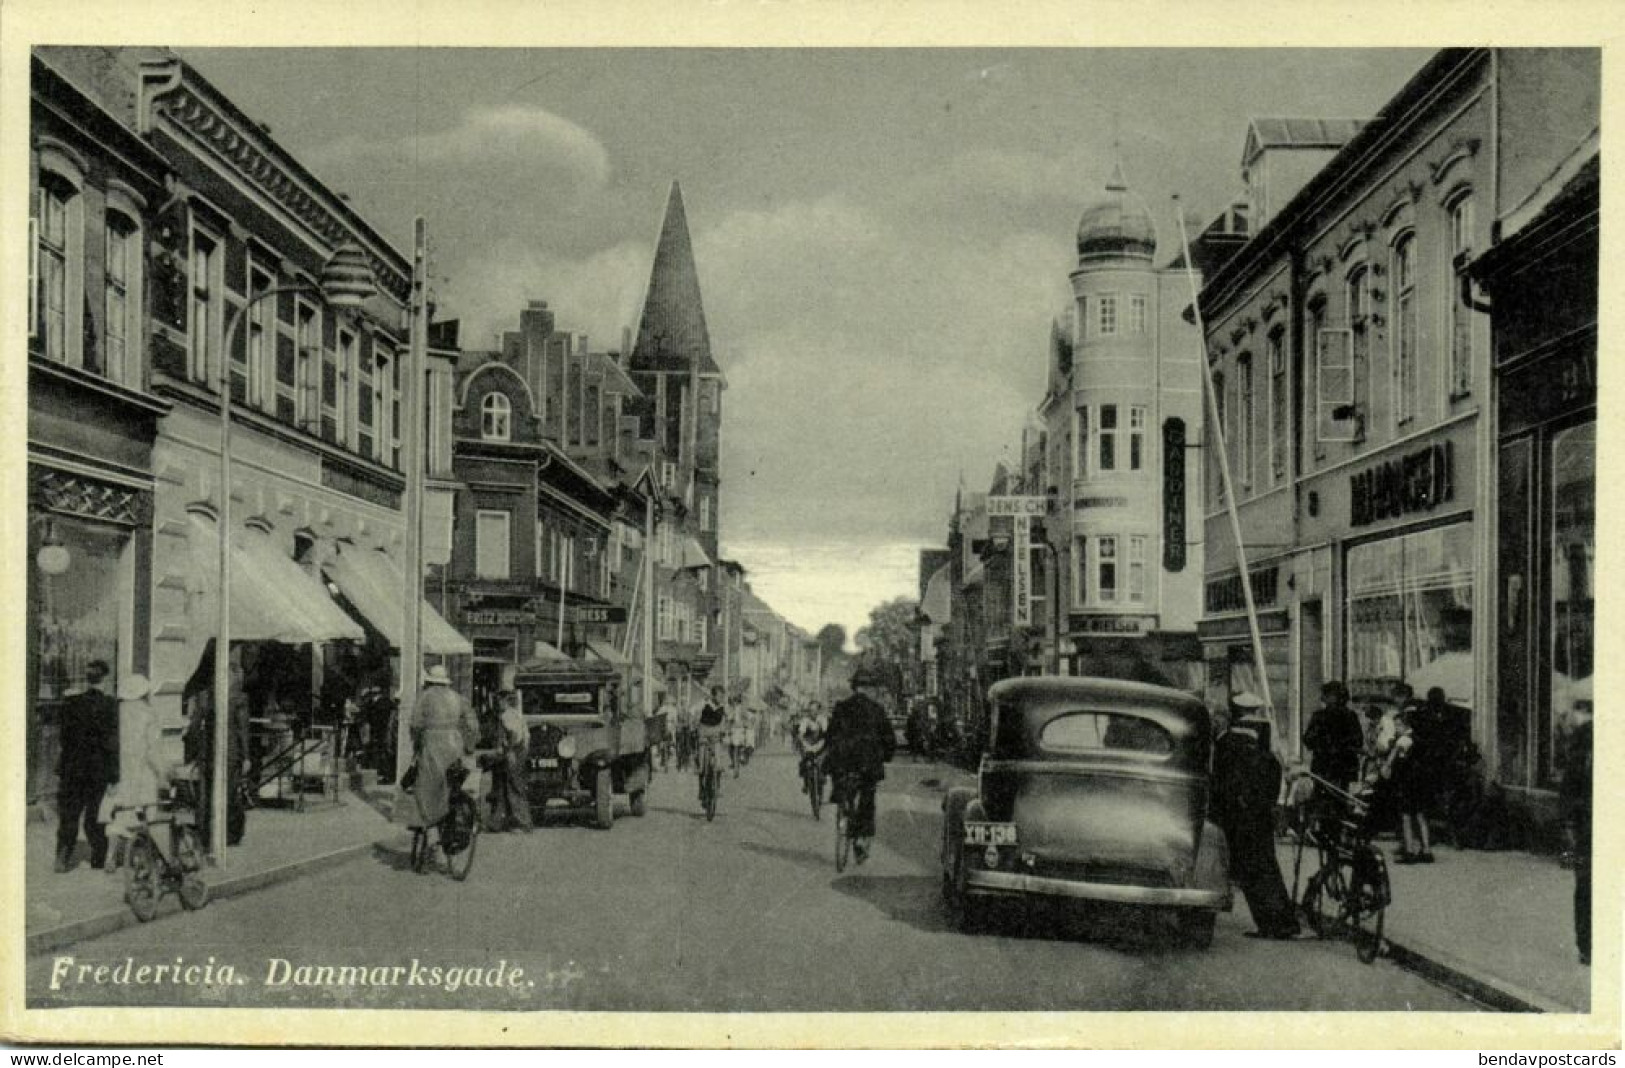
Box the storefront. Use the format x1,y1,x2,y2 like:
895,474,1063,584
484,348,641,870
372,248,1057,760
1198,560,1292,734
1473,151,1597,802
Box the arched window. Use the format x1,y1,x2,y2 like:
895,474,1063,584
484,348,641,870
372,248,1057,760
1446,191,1476,396
481,390,511,441
103,205,142,386
34,171,81,366
1391,232,1417,427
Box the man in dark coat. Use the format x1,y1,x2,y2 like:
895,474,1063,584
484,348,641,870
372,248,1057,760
825,667,896,862
1303,681,1364,793
1212,696,1301,939
55,660,119,872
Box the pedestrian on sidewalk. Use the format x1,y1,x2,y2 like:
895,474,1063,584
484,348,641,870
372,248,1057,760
1384,706,1434,864
1559,699,1593,966
1303,681,1364,796
1212,694,1301,940
54,660,119,873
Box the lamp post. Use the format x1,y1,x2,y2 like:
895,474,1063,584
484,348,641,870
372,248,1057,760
213,242,376,861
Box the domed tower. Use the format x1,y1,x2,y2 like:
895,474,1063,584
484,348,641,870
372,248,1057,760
1059,161,1204,668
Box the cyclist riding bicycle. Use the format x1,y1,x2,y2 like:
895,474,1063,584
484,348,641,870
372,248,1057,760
695,685,729,802
795,702,829,791
825,668,896,863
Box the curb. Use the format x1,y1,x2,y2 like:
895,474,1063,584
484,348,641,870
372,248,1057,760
1383,934,1577,1014
27,836,399,958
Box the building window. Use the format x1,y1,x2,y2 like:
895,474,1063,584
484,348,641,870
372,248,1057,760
1128,535,1147,603
1316,323,1356,443
1074,406,1090,478
1075,296,1087,340
373,348,394,465
1392,233,1417,427
1097,294,1118,336
535,520,548,579
241,261,272,408
103,214,138,385
320,336,340,443
1448,194,1475,397
481,391,512,441
1211,370,1226,504
1096,536,1118,603
1268,329,1288,484
1129,294,1148,335
190,228,220,386
1128,405,1146,471
1346,521,1474,708
356,341,376,460
295,301,320,430
36,176,78,366
1097,404,1118,472
393,354,405,470
475,510,511,580
1237,354,1254,489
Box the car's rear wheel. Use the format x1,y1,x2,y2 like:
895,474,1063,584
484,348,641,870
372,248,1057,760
593,767,614,830
1176,909,1216,949
942,845,986,933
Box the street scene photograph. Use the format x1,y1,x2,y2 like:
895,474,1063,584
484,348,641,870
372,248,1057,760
13,36,1604,1036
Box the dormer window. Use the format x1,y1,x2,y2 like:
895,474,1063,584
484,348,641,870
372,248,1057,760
481,391,512,441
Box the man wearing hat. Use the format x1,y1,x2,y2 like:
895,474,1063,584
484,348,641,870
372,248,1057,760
1212,694,1301,939
410,664,481,832
825,666,896,863
1303,680,1364,794
54,660,119,872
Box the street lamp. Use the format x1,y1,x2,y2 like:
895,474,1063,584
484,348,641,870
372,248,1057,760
212,241,376,861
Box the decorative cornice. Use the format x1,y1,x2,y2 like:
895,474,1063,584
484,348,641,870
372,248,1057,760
141,63,411,305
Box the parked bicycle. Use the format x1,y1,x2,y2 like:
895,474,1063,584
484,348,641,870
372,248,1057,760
409,762,480,881
116,777,210,922
1293,773,1390,963
832,771,868,873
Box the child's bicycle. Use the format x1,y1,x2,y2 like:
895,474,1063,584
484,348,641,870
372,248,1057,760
1292,772,1391,963
407,762,480,881
115,776,210,922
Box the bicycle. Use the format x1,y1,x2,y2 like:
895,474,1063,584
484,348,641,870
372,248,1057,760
697,736,723,822
832,771,870,873
115,778,210,922
409,762,480,881
1294,773,1390,963
800,748,825,820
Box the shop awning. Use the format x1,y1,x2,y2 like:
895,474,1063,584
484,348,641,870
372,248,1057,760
322,544,472,656
188,516,365,645
526,640,571,662
584,639,632,667
681,537,713,569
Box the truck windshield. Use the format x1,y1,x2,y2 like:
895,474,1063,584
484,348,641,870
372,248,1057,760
520,688,601,716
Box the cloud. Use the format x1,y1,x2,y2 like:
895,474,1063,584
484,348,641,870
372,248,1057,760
314,104,610,190
440,237,649,353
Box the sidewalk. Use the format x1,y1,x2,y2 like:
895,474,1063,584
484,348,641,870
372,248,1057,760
27,790,405,957
1278,837,1589,1013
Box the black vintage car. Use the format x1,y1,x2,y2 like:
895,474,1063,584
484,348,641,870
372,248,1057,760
941,676,1231,945
512,657,653,829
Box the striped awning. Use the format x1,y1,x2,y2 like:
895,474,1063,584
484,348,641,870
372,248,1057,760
322,543,472,656
188,515,364,645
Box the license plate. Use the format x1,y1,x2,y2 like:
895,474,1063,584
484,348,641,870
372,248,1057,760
531,758,559,769
964,822,1016,846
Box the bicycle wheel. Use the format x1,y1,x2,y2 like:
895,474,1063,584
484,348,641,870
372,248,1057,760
174,826,210,911
805,765,822,821
834,796,852,873
703,768,719,822
125,837,161,922
1345,847,1388,963
445,801,478,882
1301,861,1343,938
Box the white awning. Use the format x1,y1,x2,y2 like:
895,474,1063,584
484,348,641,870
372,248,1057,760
322,544,472,656
585,639,632,667
188,516,364,645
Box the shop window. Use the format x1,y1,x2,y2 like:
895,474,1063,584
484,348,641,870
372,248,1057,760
1392,233,1417,427
481,391,511,442
1549,421,1594,787
1448,193,1476,398
1096,535,1118,604
475,510,511,580
1128,535,1147,603
1346,522,1474,708
1268,329,1288,484
103,212,140,386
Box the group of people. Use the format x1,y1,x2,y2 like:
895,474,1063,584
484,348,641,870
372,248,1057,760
666,691,765,776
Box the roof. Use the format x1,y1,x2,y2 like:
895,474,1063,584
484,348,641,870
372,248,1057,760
588,351,641,398
1242,117,1370,166
628,181,721,376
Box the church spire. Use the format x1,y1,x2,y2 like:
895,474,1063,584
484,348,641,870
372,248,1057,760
629,181,719,374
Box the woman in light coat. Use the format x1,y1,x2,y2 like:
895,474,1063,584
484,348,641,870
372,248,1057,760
410,665,479,826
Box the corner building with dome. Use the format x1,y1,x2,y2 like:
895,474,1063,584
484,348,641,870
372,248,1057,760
1035,163,1227,687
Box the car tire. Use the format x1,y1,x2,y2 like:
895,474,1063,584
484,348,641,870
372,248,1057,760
1177,909,1216,949
593,767,614,830
942,845,985,934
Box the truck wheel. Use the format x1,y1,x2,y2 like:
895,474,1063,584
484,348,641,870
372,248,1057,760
594,767,613,829
630,788,647,817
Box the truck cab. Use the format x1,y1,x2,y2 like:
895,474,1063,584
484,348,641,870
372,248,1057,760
513,658,652,829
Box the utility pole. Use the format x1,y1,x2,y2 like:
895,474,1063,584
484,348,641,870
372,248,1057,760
395,217,428,787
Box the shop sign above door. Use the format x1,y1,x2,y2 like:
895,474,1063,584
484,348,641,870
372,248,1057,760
1349,441,1453,527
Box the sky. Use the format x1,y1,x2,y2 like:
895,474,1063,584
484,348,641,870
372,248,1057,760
183,47,1431,639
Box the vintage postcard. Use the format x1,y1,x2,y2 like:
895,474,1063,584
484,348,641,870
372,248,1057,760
1,0,1619,1049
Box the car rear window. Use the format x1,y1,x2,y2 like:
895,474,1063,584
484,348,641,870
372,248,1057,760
1039,711,1173,757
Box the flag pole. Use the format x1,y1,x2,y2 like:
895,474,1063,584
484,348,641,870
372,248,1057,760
1173,197,1276,723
